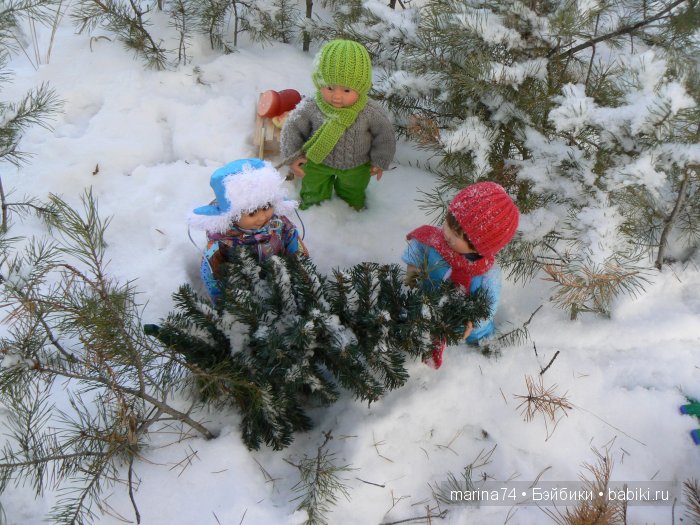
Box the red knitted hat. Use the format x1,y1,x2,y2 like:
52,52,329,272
448,182,519,257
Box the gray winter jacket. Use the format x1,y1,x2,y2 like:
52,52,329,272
280,97,396,170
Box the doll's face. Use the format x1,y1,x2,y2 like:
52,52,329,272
442,221,478,255
237,204,274,230
321,85,360,108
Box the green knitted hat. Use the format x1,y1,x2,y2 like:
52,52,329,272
312,40,372,95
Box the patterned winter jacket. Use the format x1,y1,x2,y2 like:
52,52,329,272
201,214,304,302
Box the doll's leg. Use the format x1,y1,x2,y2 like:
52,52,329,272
334,163,371,210
299,160,335,209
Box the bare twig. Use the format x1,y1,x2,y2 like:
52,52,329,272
380,508,448,525
571,404,647,446
127,454,141,524
356,477,386,488
540,350,561,376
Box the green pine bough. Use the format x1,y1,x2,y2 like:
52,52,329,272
147,248,490,450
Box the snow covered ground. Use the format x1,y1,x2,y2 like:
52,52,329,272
2,18,700,525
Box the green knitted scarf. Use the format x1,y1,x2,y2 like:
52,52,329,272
303,90,368,164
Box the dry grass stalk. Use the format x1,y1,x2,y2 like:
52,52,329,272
407,115,441,146
543,449,626,525
542,263,643,318
685,478,700,525
515,375,572,423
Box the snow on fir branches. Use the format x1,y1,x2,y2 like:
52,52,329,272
365,0,700,318
148,247,491,451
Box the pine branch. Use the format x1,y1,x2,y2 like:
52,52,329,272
0,82,60,232
286,431,353,525
431,445,497,506
0,83,61,163
496,305,542,347
36,365,215,439
152,248,491,449
0,190,216,524
553,0,687,60
72,0,167,69
542,261,649,319
515,375,572,424
684,478,700,525
542,449,626,525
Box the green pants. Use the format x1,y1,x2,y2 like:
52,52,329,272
300,160,371,210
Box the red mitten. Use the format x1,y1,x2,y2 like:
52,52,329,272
423,338,446,369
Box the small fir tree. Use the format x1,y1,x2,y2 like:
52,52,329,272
191,0,239,51
72,0,168,69
0,0,61,232
168,0,197,64
241,0,301,45
148,247,490,450
0,191,215,525
190,0,300,52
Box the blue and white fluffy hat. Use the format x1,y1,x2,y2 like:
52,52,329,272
189,158,297,233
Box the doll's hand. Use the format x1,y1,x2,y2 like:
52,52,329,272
404,264,420,288
291,157,307,178
370,166,383,181
461,321,474,341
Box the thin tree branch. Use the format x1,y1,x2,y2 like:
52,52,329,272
553,0,686,60
656,168,691,269
584,14,600,91
0,451,105,468
127,454,141,524
381,510,448,525
540,350,560,376
0,175,6,233
36,366,215,439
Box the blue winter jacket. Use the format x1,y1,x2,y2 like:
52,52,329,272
402,239,501,343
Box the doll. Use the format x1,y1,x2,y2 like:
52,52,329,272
280,39,396,210
189,158,305,302
403,182,519,367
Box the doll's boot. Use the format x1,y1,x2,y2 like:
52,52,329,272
423,338,446,369
680,400,700,445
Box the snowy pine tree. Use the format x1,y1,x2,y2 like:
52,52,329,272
148,248,490,450
72,0,168,69
369,0,700,317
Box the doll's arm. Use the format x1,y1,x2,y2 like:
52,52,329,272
290,156,307,178
465,266,502,343
369,165,384,180
368,106,397,173
401,240,429,287
280,100,314,160
404,264,421,287
461,321,474,340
